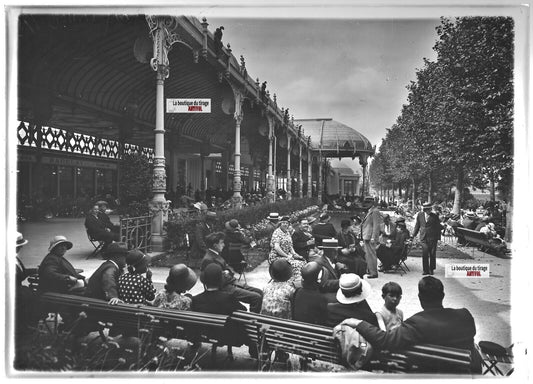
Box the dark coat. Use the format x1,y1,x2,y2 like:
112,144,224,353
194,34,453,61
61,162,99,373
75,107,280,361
191,290,246,315
98,211,117,231
336,230,367,277
312,222,337,246
292,229,314,259
292,287,328,326
378,222,397,244
326,300,378,328
200,249,235,286
38,253,85,293
85,261,121,301
190,221,214,260
221,228,251,272
356,307,482,373
85,213,109,238
314,255,341,293
412,211,442,242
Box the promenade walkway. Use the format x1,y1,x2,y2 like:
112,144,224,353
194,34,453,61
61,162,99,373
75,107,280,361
14,215,517,371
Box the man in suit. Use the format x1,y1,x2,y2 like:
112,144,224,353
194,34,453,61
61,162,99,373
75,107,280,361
200,232,263,313
340,276,482,374
361,198,382,278
412,202,442,275
292,262,328,325
189,210,217,265
315,238,345,302
326,273,378,327
85,204,119,252
312,213,337,247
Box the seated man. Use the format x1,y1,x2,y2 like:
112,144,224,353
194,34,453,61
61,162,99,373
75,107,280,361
326,273,378,327
38,235,86,294
292,217,315,261
337,219,367,277
378,217,410,272
312,213,337,247
85,204,119,252
292,262,328,326
341,276,482,374
200,232,263,313
315,238,345,302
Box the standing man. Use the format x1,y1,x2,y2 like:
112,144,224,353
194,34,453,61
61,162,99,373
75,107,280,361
361,198,382,278
412,202,442,275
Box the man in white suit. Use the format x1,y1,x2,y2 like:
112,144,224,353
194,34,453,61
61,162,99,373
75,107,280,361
361,198,382,278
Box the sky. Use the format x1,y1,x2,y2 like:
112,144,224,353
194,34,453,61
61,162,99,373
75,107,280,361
208,16,441,163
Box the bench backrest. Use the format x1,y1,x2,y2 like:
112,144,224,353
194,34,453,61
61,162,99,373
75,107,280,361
455,227,490,242
40,292,240,345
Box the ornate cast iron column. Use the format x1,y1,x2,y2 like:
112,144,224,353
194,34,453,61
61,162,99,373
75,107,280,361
266,115,275,202
318,157,324,204
307,147,312,197
147,15,178,251
232,91,244,207
286,132,292,200
359,153,369,197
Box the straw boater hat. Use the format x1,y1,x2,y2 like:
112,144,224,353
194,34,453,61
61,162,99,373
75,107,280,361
205,210,217,218
306,216,317,225
48,235,73,252
168,264,198,291
95,200,108,206
318,238,343,249
16,232,29,248
319,212,331,222
336,274,371,304
269,259,293,282
422,202,432,210
395,217,406,226
267,212,280,221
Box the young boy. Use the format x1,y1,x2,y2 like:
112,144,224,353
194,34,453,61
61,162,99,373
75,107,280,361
376,281,404,331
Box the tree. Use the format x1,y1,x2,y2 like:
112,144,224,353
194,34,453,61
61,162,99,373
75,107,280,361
118,152,153,216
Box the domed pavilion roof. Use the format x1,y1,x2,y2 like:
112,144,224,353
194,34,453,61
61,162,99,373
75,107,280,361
295,118,374,159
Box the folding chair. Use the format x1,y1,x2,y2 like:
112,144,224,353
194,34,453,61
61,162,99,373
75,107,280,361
477,341,514,376
227,243,248,284
388,240,411,275
86,229,105,259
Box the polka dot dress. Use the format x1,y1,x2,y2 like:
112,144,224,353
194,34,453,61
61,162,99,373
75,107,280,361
118,273,156,304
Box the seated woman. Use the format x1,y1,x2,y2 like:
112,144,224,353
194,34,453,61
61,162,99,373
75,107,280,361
261,259,296,319
480,222,508,253
221,219,252,274
378,217,411,272
268,216,306,282
152,264,197,310
118,250,155,304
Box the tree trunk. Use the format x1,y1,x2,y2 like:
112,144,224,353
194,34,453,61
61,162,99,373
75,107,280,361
427,173,433,204
452,166,464,215
411,177,417,211
490,178,496,202
398,182,402,199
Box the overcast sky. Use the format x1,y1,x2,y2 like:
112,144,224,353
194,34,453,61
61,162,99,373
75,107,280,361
208,17,441,156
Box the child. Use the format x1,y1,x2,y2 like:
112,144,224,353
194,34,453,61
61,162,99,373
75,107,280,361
118,249,156,304
376,281,404,331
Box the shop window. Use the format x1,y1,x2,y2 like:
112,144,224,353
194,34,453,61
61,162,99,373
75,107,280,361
58,166,74,198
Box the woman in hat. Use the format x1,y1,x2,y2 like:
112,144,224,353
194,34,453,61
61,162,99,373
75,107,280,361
38,235,86,294
260,259,296,319
118,249,156,304
152,264,197,310
221,219,253,274
268,216,306,280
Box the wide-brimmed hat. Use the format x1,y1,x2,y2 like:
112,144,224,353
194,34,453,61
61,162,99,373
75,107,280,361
167,264,198,291
105,242,128,258
267,212,280,221
95,200,108,206
48,235,73,252
269,259,293,282
279,215,291,223
465,212,477,218
318,238,342,249
395,217,406,225
225,219,240,231
200,263,222,288
16,232,28,247
206,210,217,218
126,249,150,268
422,202,432,210
336,274,371,304
306,216,317,225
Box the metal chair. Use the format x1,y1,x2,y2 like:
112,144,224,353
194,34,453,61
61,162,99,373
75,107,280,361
478,341,514,376
86,229,105,259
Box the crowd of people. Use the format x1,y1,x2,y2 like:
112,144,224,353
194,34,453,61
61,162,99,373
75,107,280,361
15,196,489,373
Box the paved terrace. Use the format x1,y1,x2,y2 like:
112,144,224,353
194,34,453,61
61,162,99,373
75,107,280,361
13,214,520,373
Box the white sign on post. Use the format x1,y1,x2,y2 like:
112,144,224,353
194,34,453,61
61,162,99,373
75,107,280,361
166,98,211,113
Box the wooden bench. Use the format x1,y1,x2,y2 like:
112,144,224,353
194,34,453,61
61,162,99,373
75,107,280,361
229,310,474,373
455,227,506,256
39,292,246,365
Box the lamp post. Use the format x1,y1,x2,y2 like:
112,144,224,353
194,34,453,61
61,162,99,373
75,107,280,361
146,15,179,251
359,152,369,198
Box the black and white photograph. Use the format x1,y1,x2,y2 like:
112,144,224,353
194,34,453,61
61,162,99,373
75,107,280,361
3,0,530,379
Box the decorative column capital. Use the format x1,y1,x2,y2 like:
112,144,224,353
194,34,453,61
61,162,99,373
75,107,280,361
146,15,181,80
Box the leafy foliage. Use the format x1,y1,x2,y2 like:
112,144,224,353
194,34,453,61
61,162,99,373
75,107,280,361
118,153,152,216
